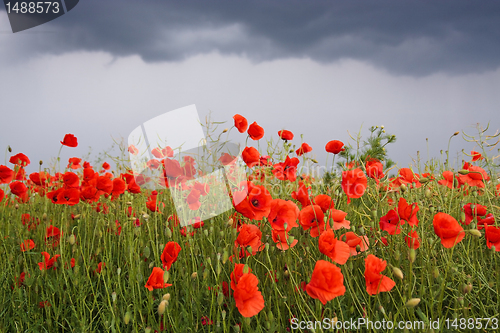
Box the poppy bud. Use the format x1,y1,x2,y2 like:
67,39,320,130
453,131,460,136
7,146,12,152
492,246,496,252
394,250,400,261
265,243,270,251
234,325,240,332
468,229,481,237
425,189,432,198
143,246,150,258
222,310,226,320
39,160,43,166
227,218,234,227
420,177,428,183
117,268,121,276
268,311,274,322
458,169,469,175
124,311,131,325
162,293,170,301
246,246,253,255
145,327,151,333
217,292,224,306
311,159,318,163
358,226,365,235
206,257,211,265
458,297,464,306
400,184,407,192
165,228,172,238
284,270,289,278
148,262,154,269
288,235,295,244
68,234,76,245
409,249,416,263
377,305,386,315
430,206,435,214
42,213,47,221
223,128,229,133
222,249,228,264
371,209,378,220
392,266,404,280
243,264,250,274
158,300,167,316
405,298,421,308
15,204,19,209
191,272,198,280
463,283,473,294
433,267,440,279
111,292,117,302
126,201,133,206
216,263,221,275
220,231,224,237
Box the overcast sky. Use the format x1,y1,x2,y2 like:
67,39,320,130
1,1,499,175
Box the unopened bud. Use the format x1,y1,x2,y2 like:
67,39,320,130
288,235,295,244
453,131,460,136
405,298,421,308
468,229,481,237
222,128,228,133
145,327,151,333
409,249,416,263
39,160,43,166
311,159,318,163
7,146,12,153
400,184,407,192
111,292,117,302
158,300,167,315
425,189,432,198
68,234,76,245
162,293,170,301
433,267,440,279
217,292,224,306
392,267,404,280
458,169,469,175
191,272,198,280
463,283,473,294
222,249,228,264
124,311,131,325
243,264,249,274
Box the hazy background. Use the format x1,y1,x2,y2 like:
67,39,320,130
1,0,499,175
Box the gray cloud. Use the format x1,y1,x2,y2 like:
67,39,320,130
2,0,500,76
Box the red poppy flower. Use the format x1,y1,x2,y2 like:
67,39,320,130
485,225,500,251
0,165,14,184
230,264,252,291
0,188,4,202
20,239,35,252
247,122,264,140
102,162,110,170
272,156,300,182
341,168,367,202
433,212,465,248
128,144,139,155
9,181,28,199
438,170,458,189
379,209,402,235
325,140,345,154
477,213,495,230
45,225,62,248
9,153,30,167
61,134,78,147
38,252,60,270
233,114,248,133
461,203,487,225
268,199,299,231
364,254,396,295
457,162,489,188
306,260,346,305
145,267,172,291
291,181,313,207
340,232,369,256
95,262,106,274
186,188,201,210
161,242,181,271
67,157,82,170
405,230,421,250
397,197,419,227
298,205,325,238
271,229,298,250
296,143,312,156
328,209,351,230
233,273,265,317
235,224,263,256
56,188,80,206
471,150,483,162
233,181,272,221
313,194,334,213
318,229,350,265
111,178,126,198
278,130,294,141
366,158,385,180
242,147,260,168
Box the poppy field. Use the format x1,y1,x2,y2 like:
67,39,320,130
1,115,500,332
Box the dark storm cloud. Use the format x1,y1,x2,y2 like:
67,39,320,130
2,0,500,75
